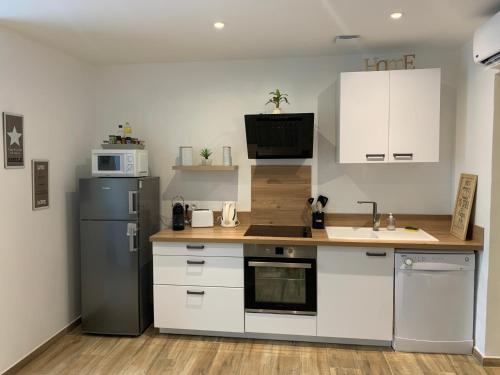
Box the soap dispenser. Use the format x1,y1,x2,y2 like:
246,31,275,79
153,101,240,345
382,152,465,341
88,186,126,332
387,213,396,231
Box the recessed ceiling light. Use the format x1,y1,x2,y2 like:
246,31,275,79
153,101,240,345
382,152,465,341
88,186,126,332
390,12,403,20
214,22,225,29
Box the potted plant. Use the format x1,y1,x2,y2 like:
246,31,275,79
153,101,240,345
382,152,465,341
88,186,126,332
266,89,289,114
200,148,213,165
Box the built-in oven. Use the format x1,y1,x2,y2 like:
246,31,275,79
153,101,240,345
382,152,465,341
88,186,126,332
244,244,317,315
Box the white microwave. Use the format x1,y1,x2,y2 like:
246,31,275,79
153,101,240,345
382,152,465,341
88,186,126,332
91,149,149,177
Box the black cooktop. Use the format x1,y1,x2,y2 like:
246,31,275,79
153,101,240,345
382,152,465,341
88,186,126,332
244,225,312,238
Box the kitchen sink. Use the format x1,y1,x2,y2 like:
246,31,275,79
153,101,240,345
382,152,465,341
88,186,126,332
325,226,439,242
325,226,378,240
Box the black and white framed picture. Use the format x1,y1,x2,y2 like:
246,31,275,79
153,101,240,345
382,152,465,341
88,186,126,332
3,112,24,168
32,159,49,210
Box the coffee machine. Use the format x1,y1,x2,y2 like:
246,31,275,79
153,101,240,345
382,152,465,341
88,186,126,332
172,196,185,231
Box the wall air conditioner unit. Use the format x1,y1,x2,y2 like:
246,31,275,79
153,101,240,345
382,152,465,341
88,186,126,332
473,11,500,69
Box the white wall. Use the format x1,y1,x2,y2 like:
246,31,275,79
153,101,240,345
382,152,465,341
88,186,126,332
0,28,94,373
1,19,499,369
454,41,497,356
95,48,459,220
486,75,500,357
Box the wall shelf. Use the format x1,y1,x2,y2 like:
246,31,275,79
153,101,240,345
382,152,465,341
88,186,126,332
172,165,238,172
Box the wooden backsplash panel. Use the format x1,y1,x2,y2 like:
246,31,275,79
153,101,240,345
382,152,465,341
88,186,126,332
251,165,311,225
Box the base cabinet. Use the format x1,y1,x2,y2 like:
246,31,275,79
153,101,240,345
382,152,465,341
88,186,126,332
154,284,244,333
153,255,243,287
245,313,317,336
153,242,244,334
152,242,396,344
317,247,394,341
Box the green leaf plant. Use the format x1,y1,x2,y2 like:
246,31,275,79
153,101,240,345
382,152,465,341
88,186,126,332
265,89,290,109
200,148,213,159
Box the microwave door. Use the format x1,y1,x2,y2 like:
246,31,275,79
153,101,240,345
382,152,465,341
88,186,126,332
96,154,125,176
98,154,121,172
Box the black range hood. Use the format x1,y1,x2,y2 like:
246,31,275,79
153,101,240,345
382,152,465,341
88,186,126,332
244,113,314,159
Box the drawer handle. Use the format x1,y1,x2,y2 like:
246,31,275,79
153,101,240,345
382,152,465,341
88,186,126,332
186,290,205,296
393,153,414,160
366,252,387,257
187,260,205,265
186,244,205,250
366,154,385,161
248,261,312,269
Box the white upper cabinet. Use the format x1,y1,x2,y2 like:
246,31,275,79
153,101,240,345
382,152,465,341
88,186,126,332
338,71,390,163
337,68,441,163
389,69,441,162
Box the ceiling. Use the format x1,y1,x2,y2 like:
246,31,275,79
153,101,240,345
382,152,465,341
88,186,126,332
1,0,499,65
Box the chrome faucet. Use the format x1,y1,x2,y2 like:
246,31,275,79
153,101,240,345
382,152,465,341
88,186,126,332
357,201,381,231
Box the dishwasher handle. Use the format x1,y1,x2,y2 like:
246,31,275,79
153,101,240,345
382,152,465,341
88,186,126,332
400,262,474,271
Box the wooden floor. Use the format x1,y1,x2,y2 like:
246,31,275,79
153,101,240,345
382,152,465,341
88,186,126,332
13,325,500,375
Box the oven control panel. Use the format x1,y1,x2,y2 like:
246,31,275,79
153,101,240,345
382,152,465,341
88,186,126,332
269,246,294,256
244,244,317,259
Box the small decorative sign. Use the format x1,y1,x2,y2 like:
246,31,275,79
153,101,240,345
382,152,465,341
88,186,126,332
3,112,24,168
32,160,49,210
365,54,416,71
451,173,478,240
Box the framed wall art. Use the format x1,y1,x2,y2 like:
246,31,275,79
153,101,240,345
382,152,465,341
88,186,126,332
451,173,478,240
3,112,24,168
32,159,49,210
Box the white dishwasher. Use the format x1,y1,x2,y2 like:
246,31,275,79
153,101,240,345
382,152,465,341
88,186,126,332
394,252,475,354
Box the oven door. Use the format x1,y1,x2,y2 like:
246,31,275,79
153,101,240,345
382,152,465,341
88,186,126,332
245,257,317,315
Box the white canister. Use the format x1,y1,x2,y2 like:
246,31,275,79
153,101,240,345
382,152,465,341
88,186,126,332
223,146,232,166
180,146,193,166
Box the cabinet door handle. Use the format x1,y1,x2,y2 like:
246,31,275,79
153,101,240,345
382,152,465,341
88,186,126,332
366,252,387,257
186,244,205,250
366,154,385,161
393,153,413,160
128,191,138,214
187,260,205,265
186,290,205,296
126,223,138,252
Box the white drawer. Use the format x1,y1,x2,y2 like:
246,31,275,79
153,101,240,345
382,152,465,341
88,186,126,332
153,255,243,287
154,285,244,333
153,242,243,257
245,313,317,336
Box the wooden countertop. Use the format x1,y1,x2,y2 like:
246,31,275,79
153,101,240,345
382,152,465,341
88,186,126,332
150,214,484,251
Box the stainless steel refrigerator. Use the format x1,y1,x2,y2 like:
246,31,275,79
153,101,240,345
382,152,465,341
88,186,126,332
79,177,159,335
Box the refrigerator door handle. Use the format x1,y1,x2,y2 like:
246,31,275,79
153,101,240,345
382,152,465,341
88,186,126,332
127,223,138,252
128,191,138,214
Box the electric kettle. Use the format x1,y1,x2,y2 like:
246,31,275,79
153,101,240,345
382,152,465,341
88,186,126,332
220,201,239,227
